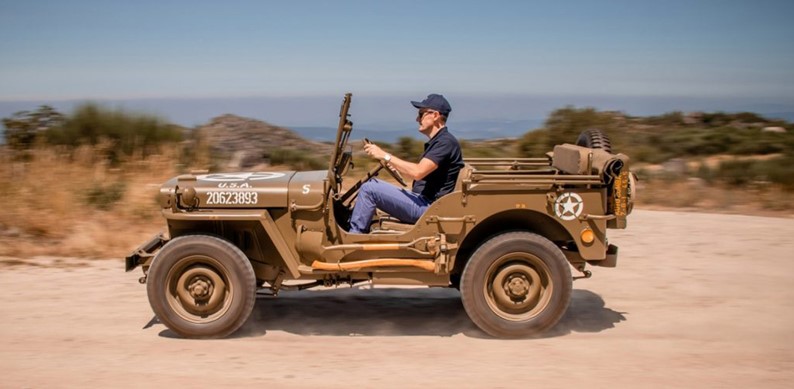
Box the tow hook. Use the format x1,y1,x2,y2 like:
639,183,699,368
573,264,592,280
574,270,592,280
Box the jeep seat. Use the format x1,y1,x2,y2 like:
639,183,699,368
374,217,414,233
370,165,472,234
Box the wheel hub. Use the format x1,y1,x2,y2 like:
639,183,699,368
188,278,213,299
174,265,227,316
487,260,548,318
505,275,530,298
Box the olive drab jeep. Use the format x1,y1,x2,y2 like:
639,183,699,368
126,93,636,338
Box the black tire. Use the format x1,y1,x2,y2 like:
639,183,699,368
576,129,612,153
146,235,256,338
460,232,572,338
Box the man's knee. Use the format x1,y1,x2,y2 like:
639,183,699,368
359,179,380,198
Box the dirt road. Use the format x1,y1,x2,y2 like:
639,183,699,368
1,210,793,388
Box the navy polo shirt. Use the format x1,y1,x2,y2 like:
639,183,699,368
412,127,464,201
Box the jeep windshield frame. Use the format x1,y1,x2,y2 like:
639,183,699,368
327,93,354,194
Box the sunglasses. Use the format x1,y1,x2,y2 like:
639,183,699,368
417,109,437,120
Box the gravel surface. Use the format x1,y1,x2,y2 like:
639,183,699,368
2,210,793,388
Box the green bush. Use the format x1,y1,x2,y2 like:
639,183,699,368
84,182,126,210
714,156,794,190
517,106,627,157
640,111,685,126
393,136,424,160
761,155,794,190
695,164,715,184
516,129,549,157
44,103,183,162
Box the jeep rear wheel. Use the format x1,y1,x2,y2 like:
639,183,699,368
460,232,572,338
146,235,256,338
576,128,612,153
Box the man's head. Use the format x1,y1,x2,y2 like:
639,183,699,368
411,93,451,119
412,94,451,136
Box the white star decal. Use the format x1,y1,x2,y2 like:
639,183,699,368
554,193,584,221
198,172,285,182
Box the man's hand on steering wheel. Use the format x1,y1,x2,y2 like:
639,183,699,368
363,139,407,187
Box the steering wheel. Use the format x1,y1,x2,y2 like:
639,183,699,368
364,138,407,187
378,159,407,187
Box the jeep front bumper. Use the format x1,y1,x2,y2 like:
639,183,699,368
125,233,166,272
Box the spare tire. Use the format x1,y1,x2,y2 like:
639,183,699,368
576,129,612,153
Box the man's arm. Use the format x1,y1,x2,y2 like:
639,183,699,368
386,155,437,181
364,144,437,180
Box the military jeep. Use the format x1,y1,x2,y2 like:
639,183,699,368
126,93,635,338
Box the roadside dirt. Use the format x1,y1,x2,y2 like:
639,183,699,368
1,210,793,388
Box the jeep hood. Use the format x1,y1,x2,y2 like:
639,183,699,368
160,171,304,209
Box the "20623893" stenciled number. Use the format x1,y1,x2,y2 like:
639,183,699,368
206,191,258,205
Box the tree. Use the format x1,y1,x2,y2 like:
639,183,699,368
2,105,65,150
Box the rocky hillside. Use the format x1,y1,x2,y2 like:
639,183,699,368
195,114,333,169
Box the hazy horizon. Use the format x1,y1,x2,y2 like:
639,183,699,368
2,93,793,129
2,92,793,143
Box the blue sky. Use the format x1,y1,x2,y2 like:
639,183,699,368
1,0,793,127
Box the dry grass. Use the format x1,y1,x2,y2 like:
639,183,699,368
636,179,794,217
0,146,180,258
2,147,792,260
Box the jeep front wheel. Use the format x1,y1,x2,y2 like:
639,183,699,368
146,235,256,338
460,232,572,338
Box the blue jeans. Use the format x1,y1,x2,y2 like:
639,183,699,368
349,179,430,233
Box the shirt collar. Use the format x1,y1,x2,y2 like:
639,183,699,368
426,126,448,145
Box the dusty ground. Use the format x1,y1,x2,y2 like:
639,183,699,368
1,209,793,388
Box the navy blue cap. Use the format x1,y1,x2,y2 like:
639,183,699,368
411,94,451,116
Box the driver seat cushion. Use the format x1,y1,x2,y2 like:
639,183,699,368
371,211,414,233
378,218,414,232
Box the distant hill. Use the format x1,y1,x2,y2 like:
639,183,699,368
196,114,332,169
193,116,543,170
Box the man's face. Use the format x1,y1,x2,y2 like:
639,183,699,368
416,108,438,135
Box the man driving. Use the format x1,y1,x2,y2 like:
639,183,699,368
349,93,464,233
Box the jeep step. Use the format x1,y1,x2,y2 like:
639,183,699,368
310,259,435,272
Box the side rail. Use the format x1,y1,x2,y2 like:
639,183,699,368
465,157,551,171
463,157,603,192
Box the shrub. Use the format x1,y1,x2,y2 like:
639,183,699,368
516,129,549,157
761,155,794,190
84,182,126,210
713,156,794,190
641,111,685,126
44,103,183,162
394,136,424,160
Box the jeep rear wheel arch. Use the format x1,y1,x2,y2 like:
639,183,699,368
452,210,573,279
460,231,572,337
